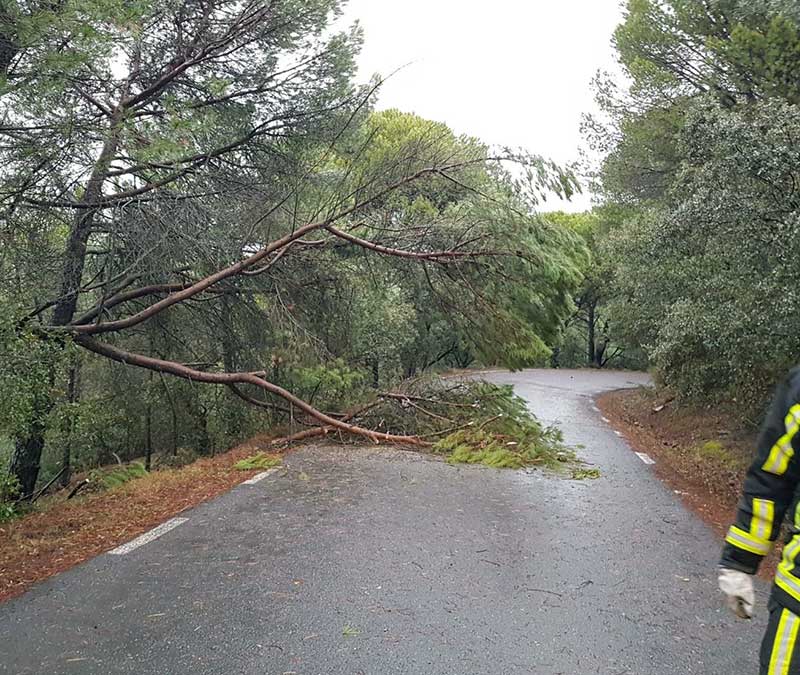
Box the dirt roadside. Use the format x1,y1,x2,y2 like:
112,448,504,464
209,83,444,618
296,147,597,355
597,387,782,579
0,436,282,603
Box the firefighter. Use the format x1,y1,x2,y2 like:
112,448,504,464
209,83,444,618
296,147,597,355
720,368,800,674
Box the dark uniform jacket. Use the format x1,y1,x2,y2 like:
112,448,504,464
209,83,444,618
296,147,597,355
722,368,800,616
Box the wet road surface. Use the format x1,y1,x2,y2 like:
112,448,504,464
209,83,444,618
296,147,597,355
0,369,765,674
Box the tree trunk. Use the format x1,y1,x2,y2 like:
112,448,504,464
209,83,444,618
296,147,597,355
10,420,46,498
144,368,154,471
144,401,153,471
587,303,596,368
11,107,124,492
159,374,178,456
60,362,80,487
0,6,17,76
595,340,608,369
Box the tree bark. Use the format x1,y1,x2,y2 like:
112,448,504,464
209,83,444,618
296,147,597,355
144,391,153,471
587,302,596,368
0,4,18,76
9,419,46,498
10,102,125,491
50,110,124,327
60,362,79,487
159,373,178,457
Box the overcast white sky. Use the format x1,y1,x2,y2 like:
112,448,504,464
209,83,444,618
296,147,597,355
338,1,624,212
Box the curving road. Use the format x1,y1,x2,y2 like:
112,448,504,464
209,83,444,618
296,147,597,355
0,369,765,674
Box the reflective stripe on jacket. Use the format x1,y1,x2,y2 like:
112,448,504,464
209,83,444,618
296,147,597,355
722,368,800,614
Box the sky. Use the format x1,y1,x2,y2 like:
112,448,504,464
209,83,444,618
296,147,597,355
337,1,625,212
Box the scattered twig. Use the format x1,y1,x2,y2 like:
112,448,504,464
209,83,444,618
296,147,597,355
22,467,67,504
379,392,478,409
522,587,563,598
67,478,91,500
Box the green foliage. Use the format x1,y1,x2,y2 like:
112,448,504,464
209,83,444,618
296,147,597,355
90,462,147,490
0,472,21,523
546,208,646,370
1,0,587,497
233,453,282,471
435,428,568,470
570,467,602,480
428,382,572,470
0,319,69,438
590,1,800,412
282,359,369,412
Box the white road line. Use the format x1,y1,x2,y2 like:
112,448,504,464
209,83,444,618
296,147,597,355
614,430,623,437
108,517,189,556
242,468,280,485
636,452,656,465
592,405,600,413
601,416,611,424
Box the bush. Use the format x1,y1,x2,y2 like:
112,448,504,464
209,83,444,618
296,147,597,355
90,462,148,490
0,472,21,523
156,447,200,469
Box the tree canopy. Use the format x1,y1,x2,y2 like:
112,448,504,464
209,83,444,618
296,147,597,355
587,0,800,411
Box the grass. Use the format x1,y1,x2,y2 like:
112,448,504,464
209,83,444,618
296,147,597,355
570,467,601,480
693,440,745,470
91,462,148,490
233,452,282,471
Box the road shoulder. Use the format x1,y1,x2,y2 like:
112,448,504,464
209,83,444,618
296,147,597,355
597,386,780,578
0,435,280,603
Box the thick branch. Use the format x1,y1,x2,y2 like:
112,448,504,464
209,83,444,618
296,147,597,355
325,225,505,261
228,384,290,414
75,337,427,447
55,163,479,335
73,283,194,325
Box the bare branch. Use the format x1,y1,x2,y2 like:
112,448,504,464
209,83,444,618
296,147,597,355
325,225,506,261
75,337,429,447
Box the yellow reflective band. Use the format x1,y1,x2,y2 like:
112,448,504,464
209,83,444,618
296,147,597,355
775,538,800,603
786,405,800,437
765,437,796,475
764,404,800,475
783,538,800,575
726,525,772,556
769,608,800,675
752,499,776,541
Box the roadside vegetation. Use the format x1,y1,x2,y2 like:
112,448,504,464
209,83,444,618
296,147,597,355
576,0,800,418
596,386,784,578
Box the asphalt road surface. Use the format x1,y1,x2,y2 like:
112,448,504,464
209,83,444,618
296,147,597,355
0,369,767,674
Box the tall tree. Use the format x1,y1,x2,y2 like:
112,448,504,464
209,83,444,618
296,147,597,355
2,0,364,494
589,0,800,409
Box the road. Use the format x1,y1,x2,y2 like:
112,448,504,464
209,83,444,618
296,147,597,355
0,369,765,674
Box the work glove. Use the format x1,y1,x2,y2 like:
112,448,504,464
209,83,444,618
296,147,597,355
718,567,755,619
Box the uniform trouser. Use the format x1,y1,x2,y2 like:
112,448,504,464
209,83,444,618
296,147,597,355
762,599,800,674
